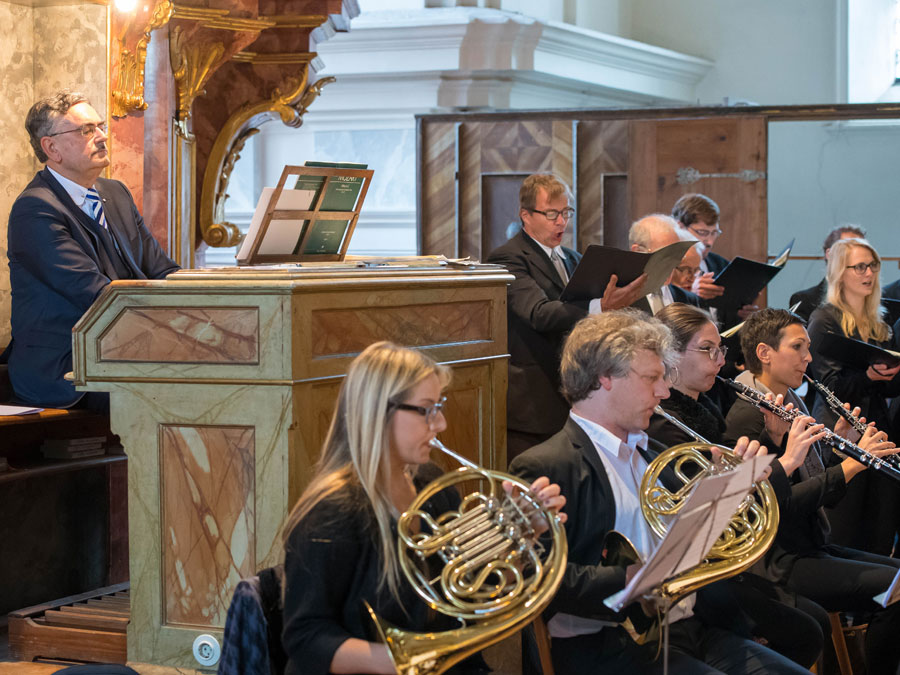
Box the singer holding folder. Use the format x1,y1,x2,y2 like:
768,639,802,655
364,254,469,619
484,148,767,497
486,174,645,460
807,237,900,555
509,310,806,675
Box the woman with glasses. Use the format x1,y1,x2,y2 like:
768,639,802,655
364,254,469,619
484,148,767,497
647,303,831,669
281,341,566,675
807,237,900,554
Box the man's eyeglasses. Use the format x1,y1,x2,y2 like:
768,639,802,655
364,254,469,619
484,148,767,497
846,261,880,275
390,396,446,425
673,265,701,278
688,225,723,239
528,207,575,222
687,345,728,361
46,122,108,138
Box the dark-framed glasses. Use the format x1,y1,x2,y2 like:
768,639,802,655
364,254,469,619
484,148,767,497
529,207,575,221
846,261,880,275
390,396,446,425
46,121,108,138
687,345,728,361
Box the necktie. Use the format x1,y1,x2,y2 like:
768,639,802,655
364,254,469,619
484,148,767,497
85,189,108,230
550,249,569,284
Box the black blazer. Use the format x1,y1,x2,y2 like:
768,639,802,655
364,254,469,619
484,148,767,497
882,278,900,301
789,279,826,324
7,168,179,407
486,232,586,436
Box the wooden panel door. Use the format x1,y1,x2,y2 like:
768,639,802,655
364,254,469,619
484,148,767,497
629,116,768,267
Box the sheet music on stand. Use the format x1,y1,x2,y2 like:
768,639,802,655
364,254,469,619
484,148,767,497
604,453,774,612
874,567,900,608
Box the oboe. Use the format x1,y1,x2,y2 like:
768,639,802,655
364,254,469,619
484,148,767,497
803,374,867,435
716,376,900,482
803,374,900,470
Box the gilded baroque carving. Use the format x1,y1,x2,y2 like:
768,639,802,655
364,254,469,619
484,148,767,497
169,25,226,122
111,0,175,118
199,76,335,248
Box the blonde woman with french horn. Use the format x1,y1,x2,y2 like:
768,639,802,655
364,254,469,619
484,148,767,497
281,341,567,675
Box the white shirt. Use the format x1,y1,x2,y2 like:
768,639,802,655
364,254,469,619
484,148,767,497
547,411,694,638
47,166,96,221
646,284,674,315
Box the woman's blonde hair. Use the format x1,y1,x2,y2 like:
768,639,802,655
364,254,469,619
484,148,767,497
283,341,450,598
825,238,890,342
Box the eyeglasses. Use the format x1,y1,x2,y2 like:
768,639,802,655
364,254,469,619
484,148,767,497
845,261,880,275
628,367,678,386
46,121,108,138
673,265,701,278
688,225,723,239
528,207,575,222
390,396,446,425
687,345,728,361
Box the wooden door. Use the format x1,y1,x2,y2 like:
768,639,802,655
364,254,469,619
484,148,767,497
628,115,768,266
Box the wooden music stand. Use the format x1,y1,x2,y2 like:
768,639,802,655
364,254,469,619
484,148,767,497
237,164,374,265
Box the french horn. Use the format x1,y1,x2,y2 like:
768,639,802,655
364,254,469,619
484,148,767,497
366,438,568,675
612,406,779,606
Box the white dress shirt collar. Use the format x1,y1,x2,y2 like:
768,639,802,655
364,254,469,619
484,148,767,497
47,166,92,210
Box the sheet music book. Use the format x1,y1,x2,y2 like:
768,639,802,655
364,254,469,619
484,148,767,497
771,239,794,268
236,187,316,263
708,256,785,309
874,567,900,607
604,454,774,612
560,241,695,303
816,331,900,369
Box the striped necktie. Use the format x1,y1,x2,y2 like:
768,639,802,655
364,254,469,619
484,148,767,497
550,249,569,284
85,188,108,230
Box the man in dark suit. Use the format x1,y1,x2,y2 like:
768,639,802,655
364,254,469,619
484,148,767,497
486,174,646,461
6,91,179,410
789,224,866,322
627,213,703,314
509,310,807,675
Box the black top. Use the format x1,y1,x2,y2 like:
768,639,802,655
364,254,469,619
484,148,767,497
789,279,826,324
807,303,900,435
281,464,485,675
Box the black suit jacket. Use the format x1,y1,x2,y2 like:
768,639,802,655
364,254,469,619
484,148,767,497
486,232,586,436
883,278,900,301
7,168,179,407
789,279,826,324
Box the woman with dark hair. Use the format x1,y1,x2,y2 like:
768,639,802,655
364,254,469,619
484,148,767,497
281,341,566,675
808,237,900,554
649,303,830,670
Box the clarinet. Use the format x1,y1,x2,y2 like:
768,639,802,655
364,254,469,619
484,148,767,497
716,376,900,482
803,374,900,470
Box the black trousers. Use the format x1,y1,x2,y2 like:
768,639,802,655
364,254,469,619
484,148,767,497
785,544,900,675
550,618,809,675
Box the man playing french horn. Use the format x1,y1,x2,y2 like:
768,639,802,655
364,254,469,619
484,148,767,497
510,310,809,674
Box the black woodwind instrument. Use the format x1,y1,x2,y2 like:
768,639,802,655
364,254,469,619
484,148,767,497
716,376,900,482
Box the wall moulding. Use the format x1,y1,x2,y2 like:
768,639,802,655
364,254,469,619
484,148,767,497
111,0,174,118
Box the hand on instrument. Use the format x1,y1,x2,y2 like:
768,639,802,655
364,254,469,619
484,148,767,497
841,425,896,481
729,436,772,479
761,393,793,446
504,476,568,536
601,273,648,310
867,362,900,381
779,415,826,476
833,403,866,443
692,272,725,300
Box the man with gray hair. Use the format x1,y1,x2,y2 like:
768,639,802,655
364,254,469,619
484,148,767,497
510,310,807,675
6,90,178,410
627,213,702,315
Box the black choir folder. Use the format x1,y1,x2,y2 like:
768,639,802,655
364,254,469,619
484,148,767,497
817,331,900,369
559,241,695,303
707,240,793,310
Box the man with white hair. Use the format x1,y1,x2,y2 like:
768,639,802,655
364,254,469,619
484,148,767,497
627,214,703,315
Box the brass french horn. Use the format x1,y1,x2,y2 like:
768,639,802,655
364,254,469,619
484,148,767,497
623,406,779,605
366,438,568,675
